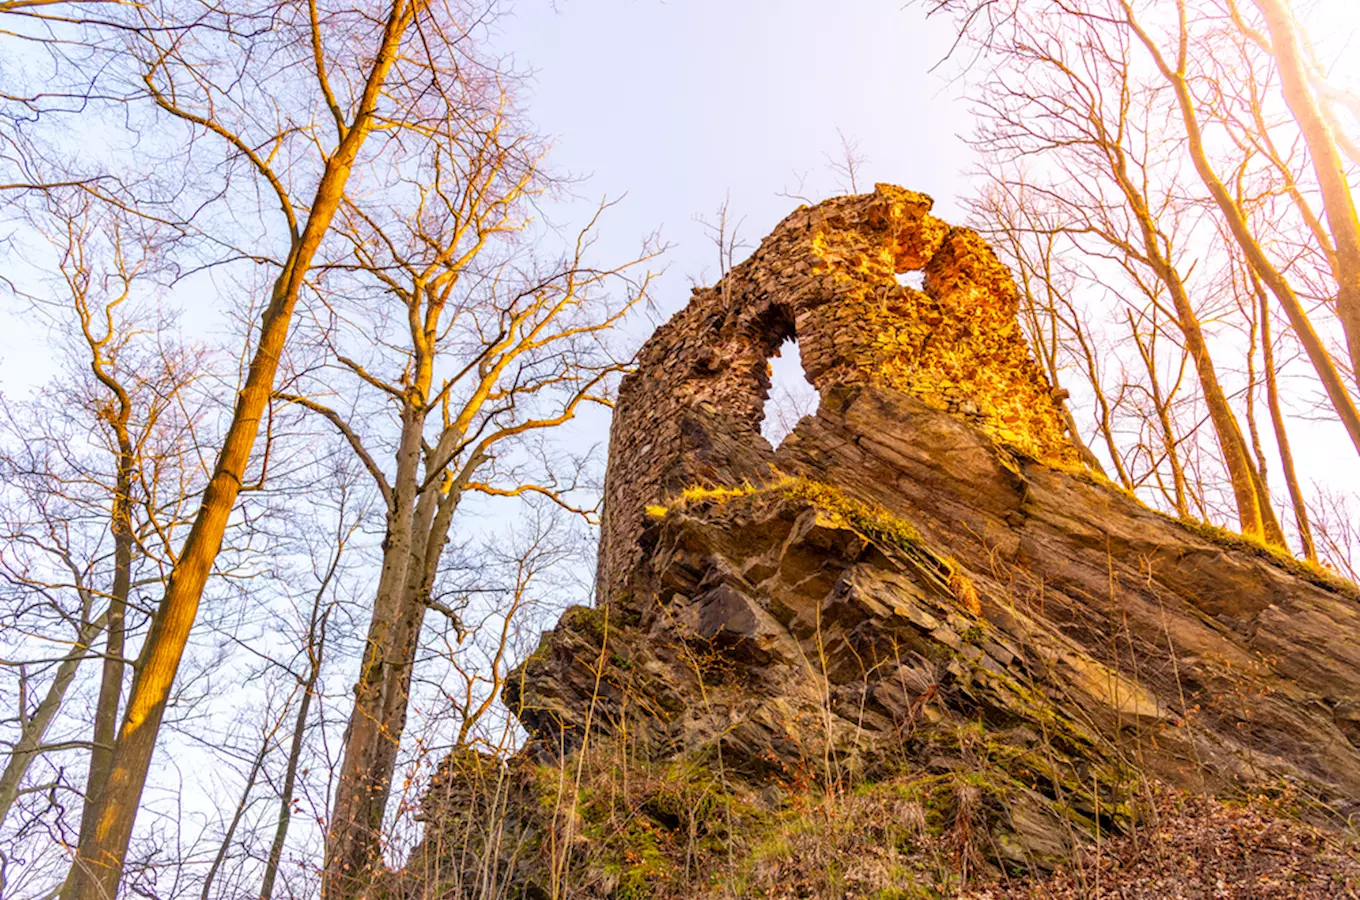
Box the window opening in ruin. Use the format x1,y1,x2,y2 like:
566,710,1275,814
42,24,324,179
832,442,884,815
761,337,818,447
896,270,925,290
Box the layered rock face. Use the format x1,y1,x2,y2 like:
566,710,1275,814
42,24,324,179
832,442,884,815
408,187,1360,897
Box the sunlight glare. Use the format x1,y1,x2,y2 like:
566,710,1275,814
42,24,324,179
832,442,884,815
1303,0,1360,90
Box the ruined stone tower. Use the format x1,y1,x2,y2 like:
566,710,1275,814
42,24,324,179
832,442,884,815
598,184,1078,600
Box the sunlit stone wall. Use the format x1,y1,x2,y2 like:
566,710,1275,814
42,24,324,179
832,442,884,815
597,184,1079,599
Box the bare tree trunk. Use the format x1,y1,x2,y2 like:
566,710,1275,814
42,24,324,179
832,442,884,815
1244,309,1272,499
1255,273,1318,560
325,405,427,895
201,724,275,900
1127,311,1192,518
258,640,324,900
327,289,477,894
1239,298,1290,547
1011,0,1285,541
1234,298,1290,547
318,158,647,896
63,9,415,895
1251,0,1360,387
0,612,107,827
366,478,470,818
1157,270,1275,539
1026,271,1108,475
1106,140,1280,541
75,453,132,855
260,543,339,900
328,430,469,894
1072,321,1134,489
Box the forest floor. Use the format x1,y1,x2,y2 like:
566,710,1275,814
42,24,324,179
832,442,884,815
963,785,1360,899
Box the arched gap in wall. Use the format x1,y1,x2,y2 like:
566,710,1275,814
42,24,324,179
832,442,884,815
896,270,925,290
761,337,818,448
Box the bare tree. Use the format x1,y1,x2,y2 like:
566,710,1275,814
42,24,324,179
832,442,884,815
827,129,868,195
970,181,1120,479
978,4,1278,540
1247,0,1360,385
54,2,464,896
256,471,359,900
396,502,591,898
0,192,208,896
4,2,657,896
279,75,659,891
1248,264,1317,559
1116,0,1360,460
920,0,1360,552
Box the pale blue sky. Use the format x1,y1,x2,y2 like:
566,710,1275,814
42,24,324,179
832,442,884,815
496,0,974,288
492,0,977,435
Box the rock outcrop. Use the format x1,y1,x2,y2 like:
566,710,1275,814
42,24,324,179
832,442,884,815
406,186,1360,898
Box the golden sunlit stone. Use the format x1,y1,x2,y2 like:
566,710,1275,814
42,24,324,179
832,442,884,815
597,184,1081,599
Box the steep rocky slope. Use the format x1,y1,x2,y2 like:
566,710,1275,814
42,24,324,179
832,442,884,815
404,186,1360,898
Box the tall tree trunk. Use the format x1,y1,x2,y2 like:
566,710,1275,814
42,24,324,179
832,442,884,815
73,239,140,859
1103,136,1281,542
258,646,324,900
326,435,472,898
368,480,468,806
1073,322,1135,489
63,9,414,894
1256,274,1318,560
260,560,336,900
201,726,273,900
1239,306,1289,547
75,463,132,855
1169,285,1279,541
1244,314,1273,500
1240,313,1289,547
325,404,427,897
1127,312,1192,518
1251,0,1360,387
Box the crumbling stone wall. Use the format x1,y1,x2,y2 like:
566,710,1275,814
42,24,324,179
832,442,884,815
599,184,1080,599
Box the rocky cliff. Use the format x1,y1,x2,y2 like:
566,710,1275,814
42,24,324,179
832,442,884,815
405,186,1360,898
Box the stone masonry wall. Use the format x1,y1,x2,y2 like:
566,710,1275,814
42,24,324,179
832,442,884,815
598,184,1080,599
